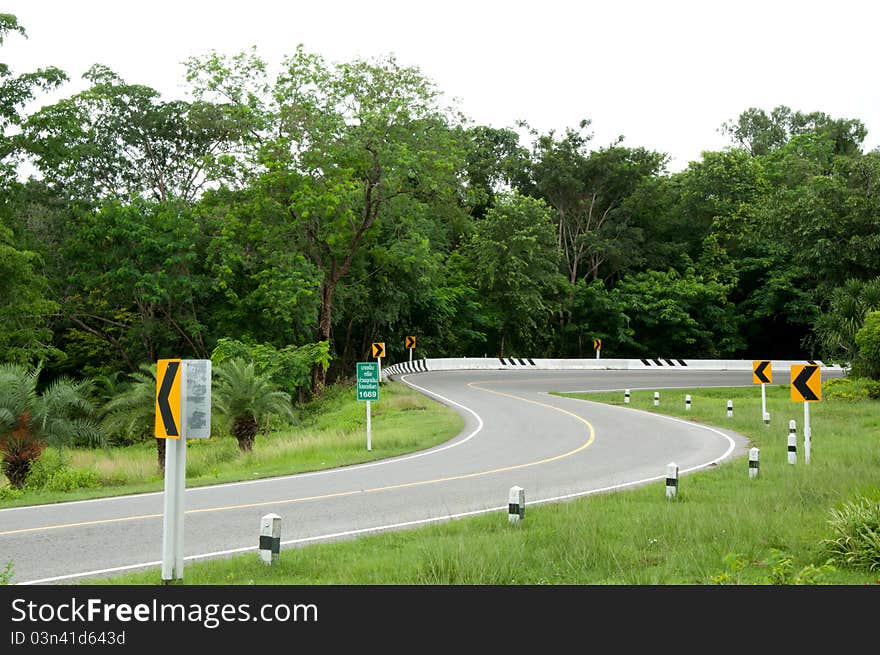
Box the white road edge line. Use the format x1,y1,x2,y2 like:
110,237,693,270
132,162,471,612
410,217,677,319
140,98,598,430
18,376,737,586
1,373,483,515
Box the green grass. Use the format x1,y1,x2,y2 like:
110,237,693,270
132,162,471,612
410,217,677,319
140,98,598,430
0,381,463,509
86,383,880,585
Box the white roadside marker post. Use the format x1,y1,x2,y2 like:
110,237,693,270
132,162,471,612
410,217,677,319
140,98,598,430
727,400,733,418
508,486,525,524
788,420,797,465
654,391,660,407
749,447,760,479
665,462,678,499
685,394,691,412
259,513,282,565
624,389,630,404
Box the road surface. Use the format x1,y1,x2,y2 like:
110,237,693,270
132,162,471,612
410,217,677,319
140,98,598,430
1,369,762,584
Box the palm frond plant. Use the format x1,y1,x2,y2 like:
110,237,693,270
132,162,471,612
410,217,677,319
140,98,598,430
99,363,167,473
213,358,294,453
0,363,101,489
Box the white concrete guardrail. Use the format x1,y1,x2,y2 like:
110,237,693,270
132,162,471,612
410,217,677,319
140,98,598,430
381,357,845,379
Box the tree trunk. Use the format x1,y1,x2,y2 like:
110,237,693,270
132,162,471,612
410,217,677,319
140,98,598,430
312,278,337,394
2,454,34,489
156,438,165,474
232,416,259,453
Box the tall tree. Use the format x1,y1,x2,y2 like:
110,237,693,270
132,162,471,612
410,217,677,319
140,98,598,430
0,15,65,364
464,193,563,356
0,13,67,185
527,122,665,284
186,47,468,388
22,65,249,204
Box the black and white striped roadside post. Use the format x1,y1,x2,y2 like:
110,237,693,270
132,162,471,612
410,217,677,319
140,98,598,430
624,389,630,404
727,400,733,418
508,486,525,524
749,447,760,479
259,513,281,565
685,394,691,412
665,463,679,499
788,420,797,465
654,391,660,407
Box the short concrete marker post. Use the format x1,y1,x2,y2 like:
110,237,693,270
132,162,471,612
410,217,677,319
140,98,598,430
787,420,797,465
259,513,282,565
508,486,525,524
749,447,760,479
624,389,630,404
665,462,679,499
685,394,691,412
727,400,733,418
763,411,771,426
654,391,660,407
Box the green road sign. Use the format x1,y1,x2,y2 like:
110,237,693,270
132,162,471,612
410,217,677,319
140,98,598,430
357,362,379,401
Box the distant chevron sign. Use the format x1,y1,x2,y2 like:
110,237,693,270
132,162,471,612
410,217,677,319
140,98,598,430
753,360,772,384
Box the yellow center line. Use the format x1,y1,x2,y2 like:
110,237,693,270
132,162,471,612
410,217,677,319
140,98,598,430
0,382,595,537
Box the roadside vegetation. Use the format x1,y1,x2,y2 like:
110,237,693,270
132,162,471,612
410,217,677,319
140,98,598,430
87,382,879,585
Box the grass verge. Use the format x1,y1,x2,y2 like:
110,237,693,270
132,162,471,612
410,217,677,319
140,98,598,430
0,380,463,509
86,383,879,585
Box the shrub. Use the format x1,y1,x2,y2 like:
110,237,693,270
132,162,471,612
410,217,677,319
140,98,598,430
824,377,880,400
854,311,880,379
823,497,880,571
43,467,100,492
25,449,100,491
0,485,24,501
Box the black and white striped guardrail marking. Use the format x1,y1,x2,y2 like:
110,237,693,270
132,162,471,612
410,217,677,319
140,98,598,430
508,486,525,524
383,358,430,377
788,420,797,465
259,513,281,565
640,358,688,366
498,358,537,366
665,463,679,499
749,447,760,479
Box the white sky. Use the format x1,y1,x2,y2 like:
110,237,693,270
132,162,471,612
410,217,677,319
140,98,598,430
3,0,879,172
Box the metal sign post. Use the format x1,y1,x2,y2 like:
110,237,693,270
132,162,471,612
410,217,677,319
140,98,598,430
156,358,211,584
366,400,372,451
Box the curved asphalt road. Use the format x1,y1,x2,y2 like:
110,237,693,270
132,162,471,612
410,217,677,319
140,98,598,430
1,369,762,584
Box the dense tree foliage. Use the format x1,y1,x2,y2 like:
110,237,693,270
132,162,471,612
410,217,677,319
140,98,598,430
2,14,879,402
